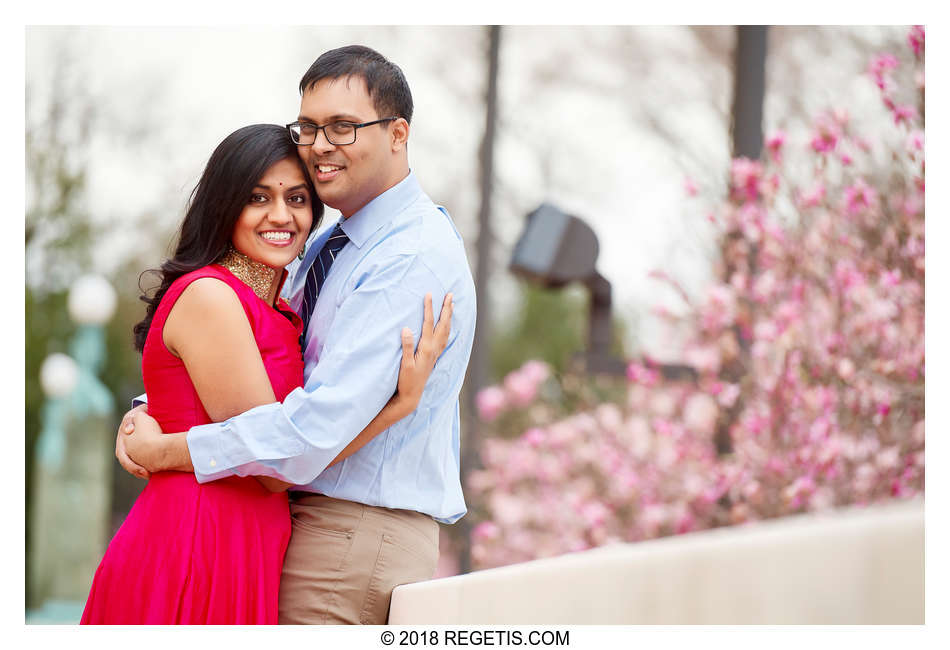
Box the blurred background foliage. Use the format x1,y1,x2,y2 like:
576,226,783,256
25,45,152,607
490,283,631,378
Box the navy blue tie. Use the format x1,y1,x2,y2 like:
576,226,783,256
300,222,349,346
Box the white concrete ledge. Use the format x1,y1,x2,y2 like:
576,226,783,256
390,499,923,624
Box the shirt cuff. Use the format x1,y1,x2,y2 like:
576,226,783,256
187,421,234,483
186,402,308,483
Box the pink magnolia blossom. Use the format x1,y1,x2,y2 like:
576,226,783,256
717,382,741,408
504,370,538,406
579,501,611,527
476,386,507,422
868,53,899,91
682,393,719,436
893,104,918,125
752,270,778,302
836,358,856,381
832,108,851,127
522,427,546,448
521,360,551,384
869,53,899,75
684,344,721,374
684,176,698,197
652,417,674,436
626,361,660,386
799,182,826,208
843,178,878,216
875,446,900,470
701,285,737,332
753,320,779,342
650,389,678,417
674,510,696,534
908,25,924,59
810,118,841,153
469,38,924,572
766,130,786,163
639,504,668,536
784,475,817,509
891,478,914,498
472,521,500,541
730,157,764,203
906,130,924,153
899,194,923,218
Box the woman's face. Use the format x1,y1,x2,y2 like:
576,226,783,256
231,157,313,269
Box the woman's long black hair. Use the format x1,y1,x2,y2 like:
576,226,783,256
133,124,322,352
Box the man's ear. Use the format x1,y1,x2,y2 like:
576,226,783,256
391,118,409,153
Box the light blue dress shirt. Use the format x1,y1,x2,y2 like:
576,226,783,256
185,172,476,524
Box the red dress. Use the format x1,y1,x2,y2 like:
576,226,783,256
81,265,303,624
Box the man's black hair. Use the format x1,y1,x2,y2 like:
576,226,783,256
299,45,413,124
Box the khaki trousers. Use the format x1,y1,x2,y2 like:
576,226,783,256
278,493,439,625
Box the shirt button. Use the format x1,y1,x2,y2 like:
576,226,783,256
209,458,217,467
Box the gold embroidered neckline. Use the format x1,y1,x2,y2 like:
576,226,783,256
218,247,279,303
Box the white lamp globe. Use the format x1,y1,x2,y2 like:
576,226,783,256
40,353,79,398
68,274,117,325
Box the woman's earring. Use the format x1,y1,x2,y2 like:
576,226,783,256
297,242,306,261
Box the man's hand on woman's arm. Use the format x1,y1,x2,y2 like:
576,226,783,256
249,292,452,490
329,292,453,467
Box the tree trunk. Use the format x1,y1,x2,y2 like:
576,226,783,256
731,26,768,159
460,24,501,574
717,26,768,456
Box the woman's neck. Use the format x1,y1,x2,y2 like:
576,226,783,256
217,247,282,305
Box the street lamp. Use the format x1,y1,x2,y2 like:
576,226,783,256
36,352,79,473
40,353,79,399
29,274,117,618
68,274,117,326
510,203,625,375
66,274,117,417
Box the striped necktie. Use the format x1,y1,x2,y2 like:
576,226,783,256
300,222,349,346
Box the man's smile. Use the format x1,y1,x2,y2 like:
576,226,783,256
314,162,345,182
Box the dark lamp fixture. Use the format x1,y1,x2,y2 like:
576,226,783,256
510,203,625,375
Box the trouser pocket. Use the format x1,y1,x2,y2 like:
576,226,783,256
278,508,356,624
359,530,439,624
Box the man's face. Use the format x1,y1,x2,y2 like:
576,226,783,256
296,76,396,217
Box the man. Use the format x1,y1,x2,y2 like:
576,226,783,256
117,45,477,624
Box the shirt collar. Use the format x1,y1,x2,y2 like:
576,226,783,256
338,171,421,248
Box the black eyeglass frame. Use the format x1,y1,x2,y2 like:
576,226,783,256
285,117,398,146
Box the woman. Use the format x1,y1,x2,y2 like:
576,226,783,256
80,124,448,624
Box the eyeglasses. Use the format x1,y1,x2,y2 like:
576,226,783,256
286,117,397,146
